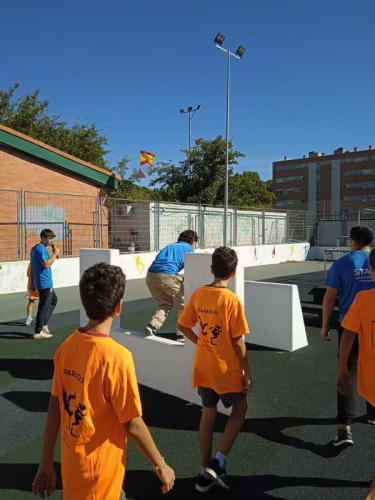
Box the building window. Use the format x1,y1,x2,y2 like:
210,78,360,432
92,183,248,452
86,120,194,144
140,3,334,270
275,187,304,195
344,168,375,177
344,194,375,201
275,199,304,206
275,175,305,183
274,164,306,172
344,181,375,189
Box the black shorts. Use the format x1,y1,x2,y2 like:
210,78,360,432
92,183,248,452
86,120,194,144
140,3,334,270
198,386,246,409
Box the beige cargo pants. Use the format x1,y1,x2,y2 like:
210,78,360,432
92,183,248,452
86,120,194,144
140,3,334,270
146,271,184,332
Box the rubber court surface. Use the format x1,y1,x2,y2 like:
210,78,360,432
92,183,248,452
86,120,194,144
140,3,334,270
0,262,374,499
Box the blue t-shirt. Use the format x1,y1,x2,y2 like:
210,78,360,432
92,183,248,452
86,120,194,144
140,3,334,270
326,251,375,320
30,243,53,290
148,241,194,275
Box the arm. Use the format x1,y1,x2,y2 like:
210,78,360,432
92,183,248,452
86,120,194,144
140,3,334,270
127,416,175,494
336,329,356,395
321,287,338,341
177,324,198,344
32,396,60,497
43,248,59,268
232,335,253,393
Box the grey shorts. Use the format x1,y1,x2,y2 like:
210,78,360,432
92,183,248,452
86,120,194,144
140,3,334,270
198,386,246,409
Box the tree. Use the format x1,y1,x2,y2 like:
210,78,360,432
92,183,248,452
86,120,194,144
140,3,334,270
0,83,109,167
151,136,274,207
229,172,275,208
151,136,244,205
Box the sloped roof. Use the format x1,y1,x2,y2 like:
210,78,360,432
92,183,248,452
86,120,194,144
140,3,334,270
0,124,121,190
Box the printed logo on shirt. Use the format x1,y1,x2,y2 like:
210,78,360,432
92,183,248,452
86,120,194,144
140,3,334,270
198,315,222,347
63,368,84,384
63,388,87,438
354,268,372,281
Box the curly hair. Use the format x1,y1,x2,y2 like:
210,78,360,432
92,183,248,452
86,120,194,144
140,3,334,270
79,263,126,321
177,230,198,245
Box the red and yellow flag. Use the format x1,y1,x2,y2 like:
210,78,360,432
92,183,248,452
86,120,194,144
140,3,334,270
140,150,156,167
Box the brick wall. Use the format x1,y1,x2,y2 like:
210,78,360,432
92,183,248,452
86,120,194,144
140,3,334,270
0,145,109,261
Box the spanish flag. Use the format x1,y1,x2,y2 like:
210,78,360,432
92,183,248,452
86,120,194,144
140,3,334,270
140,150,156,167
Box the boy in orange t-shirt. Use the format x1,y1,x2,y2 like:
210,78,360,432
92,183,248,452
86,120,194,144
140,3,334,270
32,262,175,499
177,246,252,493
337,248,375,500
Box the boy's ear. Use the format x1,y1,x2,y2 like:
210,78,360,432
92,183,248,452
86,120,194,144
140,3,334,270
112,299,123,318
229,269,236,278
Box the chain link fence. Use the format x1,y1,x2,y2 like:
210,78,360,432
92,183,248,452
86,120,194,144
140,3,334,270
108,199,314,253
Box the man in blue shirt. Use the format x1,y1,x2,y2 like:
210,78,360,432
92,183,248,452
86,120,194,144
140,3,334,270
145,230,198,341
30,228,59,340
322,226,375,446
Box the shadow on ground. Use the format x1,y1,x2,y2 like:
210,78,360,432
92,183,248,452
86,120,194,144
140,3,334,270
0,464,369,500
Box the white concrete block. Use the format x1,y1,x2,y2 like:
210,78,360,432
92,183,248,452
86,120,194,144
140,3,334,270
244,281,308,351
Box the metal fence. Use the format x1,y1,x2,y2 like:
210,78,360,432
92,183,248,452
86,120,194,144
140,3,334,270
108,199,314,253
0,191,315,262
0,189,104,262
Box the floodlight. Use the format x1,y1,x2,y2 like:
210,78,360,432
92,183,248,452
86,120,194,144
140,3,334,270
236,45,246,58
214,33,225,46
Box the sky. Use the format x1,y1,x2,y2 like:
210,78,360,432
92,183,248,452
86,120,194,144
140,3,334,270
1,0,375,181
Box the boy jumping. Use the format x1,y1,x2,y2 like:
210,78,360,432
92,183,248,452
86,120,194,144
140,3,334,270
177,246,252,492
32,262,175,499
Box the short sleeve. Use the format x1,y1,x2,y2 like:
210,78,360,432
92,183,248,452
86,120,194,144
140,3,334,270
230,297,250,338
35,245,49,264
51,349,61,397
326,261,341,289
341,294,363,335
178,293,197,328
109,354,142,424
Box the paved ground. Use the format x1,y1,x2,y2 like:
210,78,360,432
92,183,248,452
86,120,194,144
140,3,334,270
1,261,374,500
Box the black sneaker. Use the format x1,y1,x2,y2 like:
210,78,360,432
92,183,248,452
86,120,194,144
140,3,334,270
195,474,215,493
332,429,354,447
204,458,229,490
144,324,156,336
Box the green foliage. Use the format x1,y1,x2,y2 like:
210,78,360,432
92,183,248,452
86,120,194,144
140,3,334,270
0,83,108,167
151,136,244,205
151,136,273,208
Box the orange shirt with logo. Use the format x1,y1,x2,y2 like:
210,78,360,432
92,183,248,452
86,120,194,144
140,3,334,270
51,329,142,500
178,286,250,394
341,288,375,406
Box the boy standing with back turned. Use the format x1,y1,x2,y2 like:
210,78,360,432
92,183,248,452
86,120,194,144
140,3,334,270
177,247,252,493
32,262,175,499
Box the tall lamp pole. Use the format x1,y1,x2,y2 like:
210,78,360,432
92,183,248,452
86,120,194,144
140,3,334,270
179,104,201,150
214,33,245,246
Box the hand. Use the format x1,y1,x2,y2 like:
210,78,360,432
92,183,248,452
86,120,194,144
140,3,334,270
243,370,253,393
155,463,175,494
336,371,352,396
32,462,56,497
321,326,332,341
365,474,375,500
51,244,59,256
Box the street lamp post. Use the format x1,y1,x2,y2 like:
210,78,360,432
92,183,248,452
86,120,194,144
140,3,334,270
179,104,201,150
214,33,245,246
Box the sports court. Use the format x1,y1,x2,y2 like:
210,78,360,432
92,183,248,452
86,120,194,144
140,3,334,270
0,261,374,499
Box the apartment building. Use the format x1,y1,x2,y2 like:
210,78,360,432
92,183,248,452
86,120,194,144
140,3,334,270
272,146,375,214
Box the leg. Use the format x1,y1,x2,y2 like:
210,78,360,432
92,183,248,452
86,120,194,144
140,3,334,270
337,326,358,429
35,289,52,334
44,289,58,326
218,398,247,456
26,300,33,318
146,273,174,331
199,406,217,467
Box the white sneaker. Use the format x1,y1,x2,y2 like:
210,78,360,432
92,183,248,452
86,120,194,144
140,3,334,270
43,325,50,333
25,317,33,326
33,329,53,340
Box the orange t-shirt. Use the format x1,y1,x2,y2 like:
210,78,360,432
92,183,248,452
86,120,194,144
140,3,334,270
51,329,142,500
341,288,375,406
178,286,250,394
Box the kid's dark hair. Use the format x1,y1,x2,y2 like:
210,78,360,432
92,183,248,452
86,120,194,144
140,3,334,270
40,228,56,238
211,246,238,279
369,248,375,270
79,263,126,321
178,230,198,245
350,226,373,247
